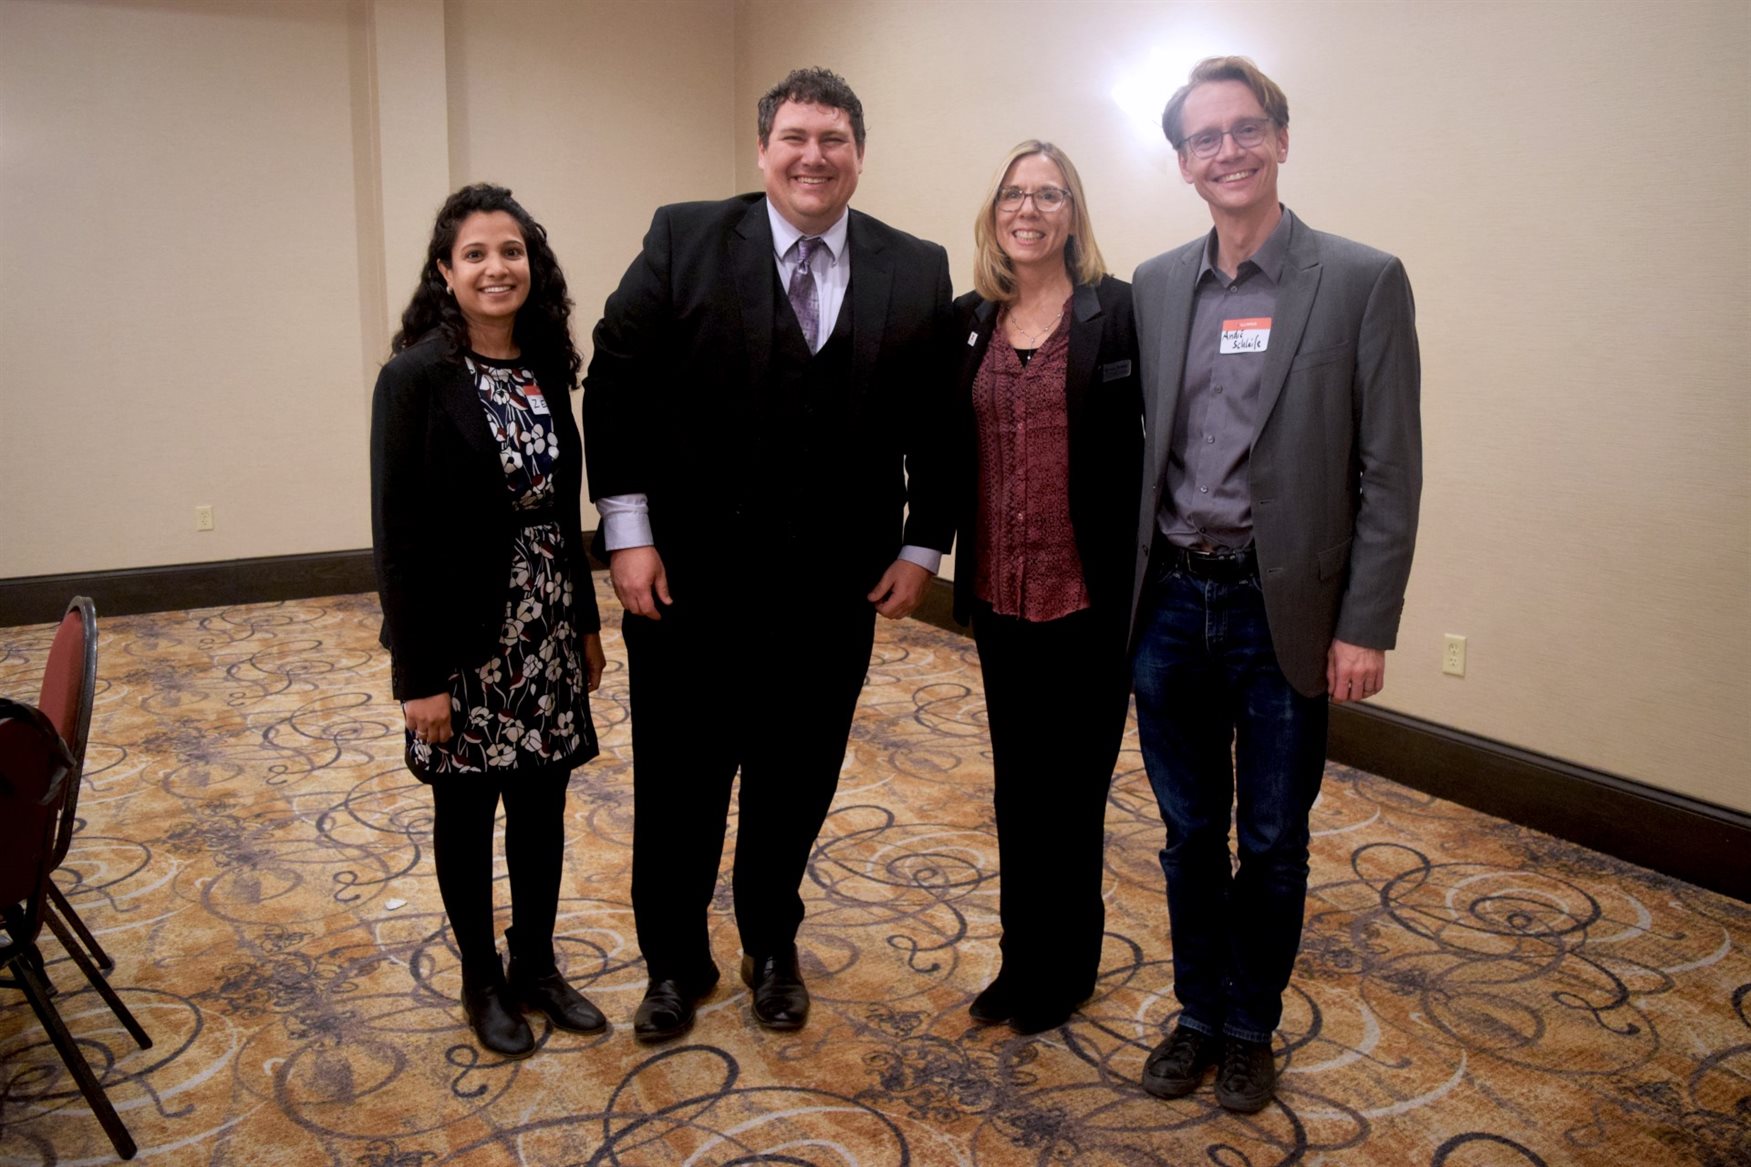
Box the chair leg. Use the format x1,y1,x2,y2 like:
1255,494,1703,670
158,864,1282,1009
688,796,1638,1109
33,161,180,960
47,881,114,971
42,907,152,1050
11,953,138,1160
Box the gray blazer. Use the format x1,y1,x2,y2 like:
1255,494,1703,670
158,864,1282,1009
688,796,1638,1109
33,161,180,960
1129,210,1422,696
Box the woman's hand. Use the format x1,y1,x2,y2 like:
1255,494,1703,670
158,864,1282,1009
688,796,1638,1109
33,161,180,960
402,693,453,744
583,633,606,692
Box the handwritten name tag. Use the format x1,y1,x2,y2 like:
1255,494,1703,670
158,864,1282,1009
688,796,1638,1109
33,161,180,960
525,387,552,415
1219,317,1271,354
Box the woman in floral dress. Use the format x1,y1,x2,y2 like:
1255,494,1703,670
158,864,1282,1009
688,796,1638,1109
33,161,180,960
371,184,606,1058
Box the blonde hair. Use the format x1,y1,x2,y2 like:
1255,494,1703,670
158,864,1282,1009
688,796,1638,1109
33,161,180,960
971,140,1106,303
1162,56,1290,150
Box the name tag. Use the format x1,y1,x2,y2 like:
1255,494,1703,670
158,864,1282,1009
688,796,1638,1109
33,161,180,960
1102,359,1132,381
525,387,551,415
1219,317,1271,354
968,330,980,347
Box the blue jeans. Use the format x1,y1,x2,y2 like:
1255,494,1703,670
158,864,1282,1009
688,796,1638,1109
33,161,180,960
1131,554,1328,1044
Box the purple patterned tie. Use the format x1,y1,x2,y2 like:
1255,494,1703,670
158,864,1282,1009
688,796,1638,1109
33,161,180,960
787,235,822,352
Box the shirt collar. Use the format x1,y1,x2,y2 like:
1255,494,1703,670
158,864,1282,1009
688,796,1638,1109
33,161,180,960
1197,204,1293,284
767,200,849,263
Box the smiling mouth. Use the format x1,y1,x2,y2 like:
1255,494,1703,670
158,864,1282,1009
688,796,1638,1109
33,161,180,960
1215,169,1258,184
1012,230,1047,242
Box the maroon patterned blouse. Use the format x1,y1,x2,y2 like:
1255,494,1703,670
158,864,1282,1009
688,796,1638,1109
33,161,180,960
971,304,1091,622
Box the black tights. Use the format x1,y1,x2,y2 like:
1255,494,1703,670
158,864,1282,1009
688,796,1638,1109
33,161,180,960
429,764,571,975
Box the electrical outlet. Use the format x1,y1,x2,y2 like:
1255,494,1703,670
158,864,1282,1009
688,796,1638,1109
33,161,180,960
1442,634,1466,677
195,505,215,532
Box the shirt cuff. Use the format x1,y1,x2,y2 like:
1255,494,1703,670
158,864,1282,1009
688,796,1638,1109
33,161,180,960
596,494,652,551
897,545,942,575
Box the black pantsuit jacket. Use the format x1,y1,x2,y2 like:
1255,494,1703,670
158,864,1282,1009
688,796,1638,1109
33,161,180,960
370,334,600,702
950,276,1144,639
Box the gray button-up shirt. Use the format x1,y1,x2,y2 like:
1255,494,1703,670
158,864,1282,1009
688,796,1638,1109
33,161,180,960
1157,211,1292,551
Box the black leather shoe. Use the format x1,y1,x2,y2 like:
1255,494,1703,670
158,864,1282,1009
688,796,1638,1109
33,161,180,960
460,962,535,1058
633,972,717,1043
1142,1025,1223,1099
1214,1036,1277,1113
509,962,607,1034
740,948,809,1031
968,975,1014,1025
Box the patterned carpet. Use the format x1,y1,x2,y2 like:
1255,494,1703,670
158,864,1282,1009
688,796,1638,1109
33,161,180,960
1,577,1747,1166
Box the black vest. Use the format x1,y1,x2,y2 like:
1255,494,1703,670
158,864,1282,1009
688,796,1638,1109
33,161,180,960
757,270,858,561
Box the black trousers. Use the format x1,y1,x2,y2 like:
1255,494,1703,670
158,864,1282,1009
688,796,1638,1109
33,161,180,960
429,763,572,976
972,603,1132,1008
623,588,876,983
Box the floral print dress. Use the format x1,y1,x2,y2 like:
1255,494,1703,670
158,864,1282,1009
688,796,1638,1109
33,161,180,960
408,354,598,779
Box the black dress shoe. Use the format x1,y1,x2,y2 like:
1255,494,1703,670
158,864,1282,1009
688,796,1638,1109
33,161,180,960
740,949,809,1031
968,975,1014,1025
460,962,535,1058
509,962,607,1034
1142,1024,1223,1099
633,971,718,1043
1214,1037,1277,1113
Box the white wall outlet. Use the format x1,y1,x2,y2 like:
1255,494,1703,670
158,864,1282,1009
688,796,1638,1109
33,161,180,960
1442,633,1466,677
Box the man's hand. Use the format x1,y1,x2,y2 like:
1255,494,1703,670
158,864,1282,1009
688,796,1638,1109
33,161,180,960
610,546,672,619
583,632,606,691
403,692,453,744
1327,639,1385,703
867,559,933,620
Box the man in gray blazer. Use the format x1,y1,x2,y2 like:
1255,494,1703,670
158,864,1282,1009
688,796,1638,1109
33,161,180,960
1128,57,1421,1113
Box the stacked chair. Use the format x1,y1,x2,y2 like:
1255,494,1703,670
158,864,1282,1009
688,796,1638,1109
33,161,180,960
0,597,151,1160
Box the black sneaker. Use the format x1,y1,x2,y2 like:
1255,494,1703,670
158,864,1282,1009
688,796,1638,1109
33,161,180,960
1214,1037,1277,1113
1141,1024,1222,1098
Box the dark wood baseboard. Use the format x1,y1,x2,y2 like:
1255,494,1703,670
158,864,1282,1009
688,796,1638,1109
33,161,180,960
1,532,613,629
911,577,1748,903
1327,704,1749,902
0,550,382,627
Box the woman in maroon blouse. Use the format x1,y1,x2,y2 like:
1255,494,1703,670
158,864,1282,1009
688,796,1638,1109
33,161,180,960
951,141,1143,1033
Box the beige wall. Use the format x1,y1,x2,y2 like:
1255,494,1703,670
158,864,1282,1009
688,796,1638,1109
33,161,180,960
2,0,1746,811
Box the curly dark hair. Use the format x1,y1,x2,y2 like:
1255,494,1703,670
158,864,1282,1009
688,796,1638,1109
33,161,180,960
757,67,865,150
391,183,581,387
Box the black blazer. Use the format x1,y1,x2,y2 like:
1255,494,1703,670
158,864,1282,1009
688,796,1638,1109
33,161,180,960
951,276,1143,631
370,334,600,701
582,194,956,598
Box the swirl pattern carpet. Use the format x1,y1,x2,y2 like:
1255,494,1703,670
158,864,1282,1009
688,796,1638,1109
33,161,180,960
1,578,1746,1165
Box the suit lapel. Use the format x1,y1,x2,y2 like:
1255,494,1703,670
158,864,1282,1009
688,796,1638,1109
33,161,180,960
957,298,999,397
848,212,891,401
1144,247,1201,494
1252,215,1322,442
1064,281,1103,427
437,357,499,459
731,200,776,397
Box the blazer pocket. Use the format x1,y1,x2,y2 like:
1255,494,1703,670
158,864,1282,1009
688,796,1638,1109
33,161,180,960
1317,539,1353,581
1289,341,1353,373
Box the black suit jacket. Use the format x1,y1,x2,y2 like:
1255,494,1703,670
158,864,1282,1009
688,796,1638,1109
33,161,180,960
951,276,1143,632
370,334,600,700
582,194,955,598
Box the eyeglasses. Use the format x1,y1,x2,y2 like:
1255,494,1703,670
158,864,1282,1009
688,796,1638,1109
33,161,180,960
1181,118,1274,159
995,186,1072,212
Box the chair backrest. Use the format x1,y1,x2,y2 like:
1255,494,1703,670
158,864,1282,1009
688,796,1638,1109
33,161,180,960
0,699,71,947
36,596,96,868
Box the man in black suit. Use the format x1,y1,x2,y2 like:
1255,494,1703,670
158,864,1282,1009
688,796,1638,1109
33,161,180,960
582,67,954,1041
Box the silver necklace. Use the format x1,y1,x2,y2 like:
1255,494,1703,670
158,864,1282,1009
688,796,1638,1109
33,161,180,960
1005,303,1063,347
